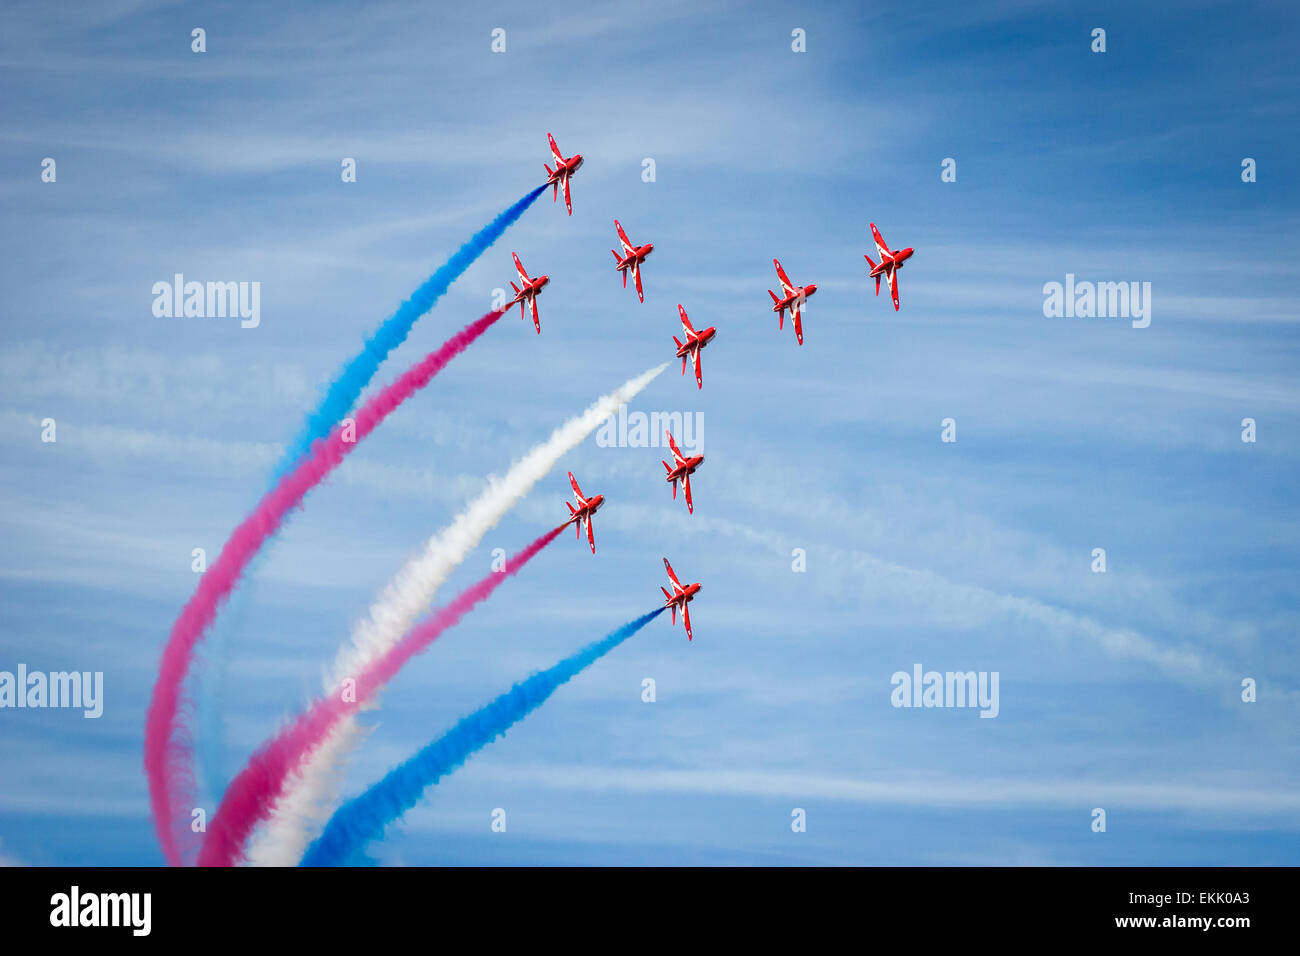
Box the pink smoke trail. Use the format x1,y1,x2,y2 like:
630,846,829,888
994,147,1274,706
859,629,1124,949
145,309,504,866
196,523,566,867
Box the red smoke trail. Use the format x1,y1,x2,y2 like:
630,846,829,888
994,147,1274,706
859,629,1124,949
145,309,504,866
197,524,566,867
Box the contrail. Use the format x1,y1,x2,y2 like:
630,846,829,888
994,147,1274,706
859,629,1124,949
300,607,666,866
145,310,505,866
273,185,547,478
246,362,670,866
198,187,545,790
197,525,568,867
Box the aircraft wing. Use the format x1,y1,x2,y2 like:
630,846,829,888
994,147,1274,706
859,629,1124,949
547,132,564,164
887,265,900,311
663,557,683,590
632,261,643,303
568,471,586,505
682,601,693,641
677,304,695,335
561,173,572,216
529,295,541,333
791,300,804,346
614,220,634,254
870,223,890,260
691,345,702,389
586,516,596,554
683,472,694,514
773,259,795,295
512,252,528,283
666,431,686,465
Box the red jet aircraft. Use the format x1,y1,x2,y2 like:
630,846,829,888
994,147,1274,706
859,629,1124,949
768,259,817,346
563,471,604,554
507,252,548,333
673,305,717,390
661,431,704,514
611,220,653,303
660,557,701,641
544,133,583,216
863,223,915,311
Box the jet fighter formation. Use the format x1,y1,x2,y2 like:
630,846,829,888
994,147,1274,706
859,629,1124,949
528,135,917,641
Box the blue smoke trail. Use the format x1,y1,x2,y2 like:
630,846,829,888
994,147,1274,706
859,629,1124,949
300,607,667,866
272,184,547,479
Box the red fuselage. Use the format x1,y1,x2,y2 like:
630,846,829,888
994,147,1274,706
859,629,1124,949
868,247,913,277
510,274,549,304
615,243,653,271
676,326,716,358
547,154,583,185
665,581,701,611
570,493,604,524
666,455,703,485
772,282,817,314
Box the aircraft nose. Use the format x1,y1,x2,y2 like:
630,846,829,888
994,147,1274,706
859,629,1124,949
806,283,817,295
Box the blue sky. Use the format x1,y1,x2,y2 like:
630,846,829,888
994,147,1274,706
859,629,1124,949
1,0,1298,866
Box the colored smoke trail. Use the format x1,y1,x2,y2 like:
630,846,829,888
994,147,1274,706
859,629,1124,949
247,363,671,866
197,525,567,867
145,310,504,866
300,607,666,866
272,185,546,479
197,187,545,789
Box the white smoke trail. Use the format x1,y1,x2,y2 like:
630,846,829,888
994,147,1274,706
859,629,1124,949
245,363,669,866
